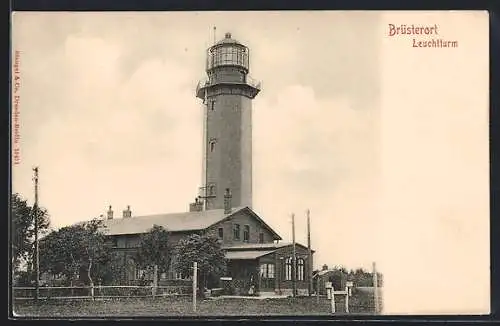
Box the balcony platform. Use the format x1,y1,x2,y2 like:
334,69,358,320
196,77,261,99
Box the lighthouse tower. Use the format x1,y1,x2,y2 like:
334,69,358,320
192,32,261,211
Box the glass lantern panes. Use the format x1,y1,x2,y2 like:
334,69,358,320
208,45,249,70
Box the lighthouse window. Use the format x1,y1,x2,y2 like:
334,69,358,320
231,47,238,63
222,47,231,64
210,140,216,152
237,49,244,66
219,48,225,64
208,53,214,69
215,49,222,66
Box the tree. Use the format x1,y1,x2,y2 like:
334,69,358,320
346,267,382,287
328,268,347,291
11,193,50,271
135,225,171,278
173,233,226,298
94,251,126,285
39,219,110,285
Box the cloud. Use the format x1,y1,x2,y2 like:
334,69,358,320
13,32,204,227
254,84,379,269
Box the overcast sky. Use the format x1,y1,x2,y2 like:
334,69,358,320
12,11,489,314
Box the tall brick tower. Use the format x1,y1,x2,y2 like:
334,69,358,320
192,32,261,211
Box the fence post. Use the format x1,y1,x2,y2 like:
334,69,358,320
344,286,349,313
90,282,95,301
152,265,158,298
193,262,197,312
331,289,336,314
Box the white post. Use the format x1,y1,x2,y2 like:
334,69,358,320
193,262,198,312
331,288,336,314
345,286,349,313
152,265,158,298
373,262,379,314
90,282,95,301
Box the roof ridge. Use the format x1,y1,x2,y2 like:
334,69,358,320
127,206,248,219
98,206,250,236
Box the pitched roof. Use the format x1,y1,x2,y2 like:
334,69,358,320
101,207,245,236
225,250,275,260
98,206,282,240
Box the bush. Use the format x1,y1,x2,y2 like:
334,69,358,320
13,271,31,286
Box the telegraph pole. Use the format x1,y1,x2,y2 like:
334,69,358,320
307,209,312,296
33,167,39,302
292,213,297,297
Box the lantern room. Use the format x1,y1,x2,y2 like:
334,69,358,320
206,32,250,72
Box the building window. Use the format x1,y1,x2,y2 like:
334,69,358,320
210,100,216,111
260,264,275,279
268,264,275,278
259,232,264,243
285,258,292,281
297,258,305,281
218,227,224,240
243,225,250,242
233,224,240,240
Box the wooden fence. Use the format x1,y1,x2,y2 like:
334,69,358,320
13,284,192,301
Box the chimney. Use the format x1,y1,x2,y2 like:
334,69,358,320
107,205,113,220
224,188,232,214
123,205,132,218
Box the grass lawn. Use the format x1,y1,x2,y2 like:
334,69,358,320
13,294,377,317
